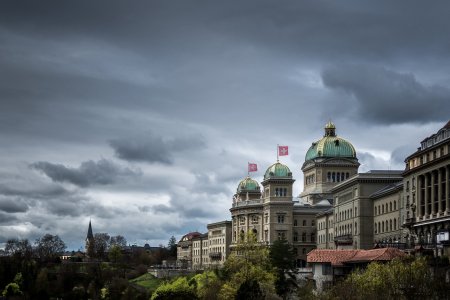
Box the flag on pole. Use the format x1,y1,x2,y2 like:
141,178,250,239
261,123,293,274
248,163,258,172
278,145,289,156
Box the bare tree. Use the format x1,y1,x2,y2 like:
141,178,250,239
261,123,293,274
35,234,66,262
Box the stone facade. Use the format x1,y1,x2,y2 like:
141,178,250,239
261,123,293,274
403,121,450,256
177,120,450,269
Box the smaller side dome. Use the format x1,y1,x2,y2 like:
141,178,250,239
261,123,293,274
237,176,260,192
264,162,292,180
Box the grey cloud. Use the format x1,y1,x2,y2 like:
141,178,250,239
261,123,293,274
110,133,205,164
31,159,140,187
322,64,450,124
0,197,28,213
0,212,18,224
391,144,417,167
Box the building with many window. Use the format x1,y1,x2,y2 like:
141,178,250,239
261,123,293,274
403,121,450,255
177,120,450,269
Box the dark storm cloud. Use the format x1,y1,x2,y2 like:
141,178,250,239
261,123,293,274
322,64,450,124
109,133,206,164
0,197,28,213
0,212,17,224
31,159,140,187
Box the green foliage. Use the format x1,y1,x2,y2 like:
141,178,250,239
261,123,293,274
270,239,295,271
218,232,276,299
109,245,123,263
150,277,197,300
235,279,263,300
2,282,22,297
325,256,447,300
168,236,177,258
130,273,162,293
191,271,221,299
270,239,296,297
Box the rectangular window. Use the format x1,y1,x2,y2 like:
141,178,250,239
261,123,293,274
277,215,285,224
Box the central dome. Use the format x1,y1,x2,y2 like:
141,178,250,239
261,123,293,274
237,176,260,192
305,122,356,161
264,162,292,180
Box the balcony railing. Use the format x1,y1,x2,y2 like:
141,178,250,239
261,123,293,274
232,199,263,208
334,234,353,245
209,252,222,260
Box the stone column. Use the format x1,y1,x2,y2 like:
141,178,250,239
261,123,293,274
446,165,450,213
424,173,429,217
438,169,443,214
431,171,436,215
418,175,423,218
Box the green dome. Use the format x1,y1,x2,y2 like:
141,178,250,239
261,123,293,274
237,176,260,192
264,162,292,180
305,122,356,161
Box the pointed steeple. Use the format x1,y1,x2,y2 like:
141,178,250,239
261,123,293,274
86,220,94,240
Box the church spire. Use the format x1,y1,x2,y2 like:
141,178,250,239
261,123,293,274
87,220,94,240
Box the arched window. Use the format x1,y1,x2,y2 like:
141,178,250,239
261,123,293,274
389,220,392,231
382,222,385,232
327,172,331,182
394,219,397,230
294,219,297,226
390,202,392,212
394,201,397,210
311,233,315,242
302,233,306,242
294,231,298,242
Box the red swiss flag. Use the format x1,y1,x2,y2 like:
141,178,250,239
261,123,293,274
248,163,258,172
278,145,289,156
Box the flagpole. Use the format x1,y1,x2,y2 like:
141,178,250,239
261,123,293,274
247,162,249,176
277,144,279,162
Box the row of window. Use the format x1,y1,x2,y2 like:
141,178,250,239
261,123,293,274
335,222,357,236
293,232,315,242
327,172,350,183
375,201,397,215
318,233,334,244
235,215,316,226
275,187,288,196
318,219,334,230
409,143,450,169
305,174,315,185
374,219,398,234
335,207,357,222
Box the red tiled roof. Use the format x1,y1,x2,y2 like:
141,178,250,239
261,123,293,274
307,248,405,266
307,249,358,266
345,248,405,263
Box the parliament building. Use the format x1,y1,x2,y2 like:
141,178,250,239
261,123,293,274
177,121,450,270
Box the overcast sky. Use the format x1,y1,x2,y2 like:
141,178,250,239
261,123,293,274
1,1,449,250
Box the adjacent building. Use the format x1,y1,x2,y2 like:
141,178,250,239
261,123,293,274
403,121,450,255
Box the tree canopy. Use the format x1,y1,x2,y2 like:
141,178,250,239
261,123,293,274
35,234,66,261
